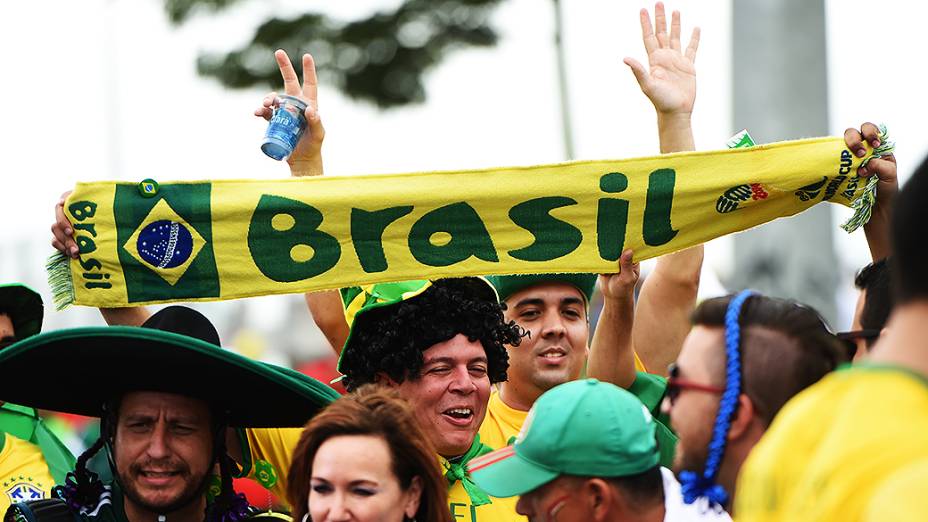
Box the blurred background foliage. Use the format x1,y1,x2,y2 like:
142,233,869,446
164,0,505,108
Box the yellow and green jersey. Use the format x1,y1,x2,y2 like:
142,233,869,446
735,364,928,521
0,403,75,515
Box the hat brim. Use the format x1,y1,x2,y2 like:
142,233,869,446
0,284,43,339
469,446,560,498
0,326,340,427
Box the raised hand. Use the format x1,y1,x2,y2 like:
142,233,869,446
845,122,898,260
254,50,325,175
599,249,641,302
624,2,700,117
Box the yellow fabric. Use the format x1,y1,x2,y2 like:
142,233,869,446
56,137,872,308
862,458,928,522
442,456,524,522
245,427,303,506
734,365,928,521
479,392,528,450
0,433,57,514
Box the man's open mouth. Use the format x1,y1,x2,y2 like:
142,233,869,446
442,407,474,425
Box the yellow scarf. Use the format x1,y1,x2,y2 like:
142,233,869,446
49,135,887,309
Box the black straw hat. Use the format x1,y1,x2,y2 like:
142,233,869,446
0,306,339,427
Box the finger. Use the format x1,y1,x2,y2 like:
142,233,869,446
53,202,79,258
639,8,658,55
262,91,279,108
685,27,701,62
670,10,682,51
624,57,649,87
274,49,302,96
301,54,319,110
860,122,881,148
655,2,669,48
305,106,325,144
844,127,867,158
863,158,898,183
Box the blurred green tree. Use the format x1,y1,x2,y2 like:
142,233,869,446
164,0,504,108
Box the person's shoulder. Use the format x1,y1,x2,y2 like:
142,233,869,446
659,468,732,521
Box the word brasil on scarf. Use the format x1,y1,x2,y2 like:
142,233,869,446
51,136,883,308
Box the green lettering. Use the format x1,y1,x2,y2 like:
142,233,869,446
68,201,97,221
351,206,414,273
643,168,678,246
78,257,102,271
469,503,478,522
508,197,581,261
597,172,629,261
449,502,466,521
408,202,499,267
248,194,341,282
76,236,96,254
74,223,97,237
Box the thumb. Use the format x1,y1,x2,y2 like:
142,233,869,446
623,57,649,88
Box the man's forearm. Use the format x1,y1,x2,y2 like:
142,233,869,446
587,296,637,389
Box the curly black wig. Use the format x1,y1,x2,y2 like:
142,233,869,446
340,278,524,392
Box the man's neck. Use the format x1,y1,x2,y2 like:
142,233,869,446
498,382,541,412
869,302,928,377
124,498,206,522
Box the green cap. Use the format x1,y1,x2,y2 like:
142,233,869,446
337,278,498,374
485,273,597,304
0,283,43,340
468,378,659,498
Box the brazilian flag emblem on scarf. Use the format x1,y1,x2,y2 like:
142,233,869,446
115,183,219,302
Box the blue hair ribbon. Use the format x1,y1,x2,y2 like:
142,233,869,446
680,289,756,509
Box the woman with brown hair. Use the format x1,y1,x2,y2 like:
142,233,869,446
287,384,452,522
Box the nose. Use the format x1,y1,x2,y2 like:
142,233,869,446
447,366,477,394
539,311,567,339
146,420,170,459
326,493,352,522
515,495,534,518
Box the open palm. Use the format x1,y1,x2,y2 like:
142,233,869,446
624,3,700,116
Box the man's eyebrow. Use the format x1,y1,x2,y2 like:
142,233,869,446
512,298,545,309
422,356,456,366
560,297,585,307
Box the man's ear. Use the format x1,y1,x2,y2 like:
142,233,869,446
727,393,756,440
585,478,614,522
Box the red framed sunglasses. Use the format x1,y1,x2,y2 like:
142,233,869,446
666,362,725,405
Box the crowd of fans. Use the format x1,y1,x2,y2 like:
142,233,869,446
1,3,921,522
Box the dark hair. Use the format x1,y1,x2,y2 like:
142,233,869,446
891,156,928,303
287,385,452,522
606,465,664,507
854,258,894,345
692,295,847,426
340,279,523,391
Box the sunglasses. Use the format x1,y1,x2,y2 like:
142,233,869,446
835,329,880,360
666,362,725,406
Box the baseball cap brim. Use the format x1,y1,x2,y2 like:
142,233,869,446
468,445,560,498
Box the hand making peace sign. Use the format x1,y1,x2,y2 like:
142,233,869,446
254,50,326,175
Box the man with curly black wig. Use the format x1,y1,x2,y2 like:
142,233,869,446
335,277,526,522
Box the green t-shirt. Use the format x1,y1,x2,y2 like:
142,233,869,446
627,371,677,468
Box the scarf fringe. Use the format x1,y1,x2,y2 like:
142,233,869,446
841,124,895,233
46,252,75,310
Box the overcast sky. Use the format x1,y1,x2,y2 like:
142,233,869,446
1,0,925,333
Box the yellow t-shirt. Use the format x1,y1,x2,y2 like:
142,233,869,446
735,364,928,521
245,427,303,505
478,392,528,450
863,458,928,522
0,432,57,515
